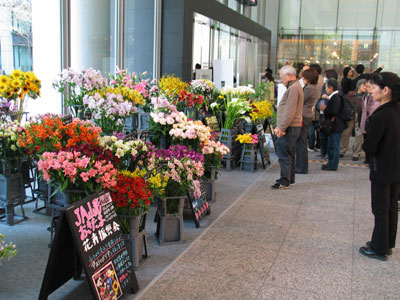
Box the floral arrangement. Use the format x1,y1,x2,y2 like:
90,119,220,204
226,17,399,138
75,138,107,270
212,94,251,130
99,135,153,170
83,86,143,133
37,150,117,201
154,145,204,212
53,68,108,117
189,79,213,97
235,133,259,144
158,75,188,97
0,234,17,262
250,100,273,122
111,170,153,218
221,85,255,98
62,144,119,168
18,115,101,156
0,98,17,121
201,140,230,179
0,120,26,174
169,120,211,151
0,70,41,122
175,90,204,110
109,68,157,112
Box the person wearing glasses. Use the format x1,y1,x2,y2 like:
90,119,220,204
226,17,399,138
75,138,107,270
359,72,400,261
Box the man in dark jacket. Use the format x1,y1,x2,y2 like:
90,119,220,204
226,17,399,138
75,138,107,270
319,79,347,171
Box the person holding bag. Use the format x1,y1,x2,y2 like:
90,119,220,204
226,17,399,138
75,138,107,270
319,79,347,171
359,72,400,261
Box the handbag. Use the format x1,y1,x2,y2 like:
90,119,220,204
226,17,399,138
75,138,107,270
319,117,335,135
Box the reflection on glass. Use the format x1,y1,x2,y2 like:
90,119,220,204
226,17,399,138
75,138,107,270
70,0,115,75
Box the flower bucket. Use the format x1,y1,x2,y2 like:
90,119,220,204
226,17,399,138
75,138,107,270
0,173,27,225
121,212,149,269
202,167,216,202
156,196,186,245
138,109,150,130
240,143,257,172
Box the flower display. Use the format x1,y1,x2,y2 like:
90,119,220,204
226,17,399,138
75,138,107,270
189,79,213,96
37,150,117,200
235,133,259,144
0,234,17,262
53,68,108,116
0,98,17,121
217,94,252,130
0,120,26,173
250,100,273,122
83,86,143,133
155,145,204,203
99,135,153,170
201,140,230,179
158,75,188,97
18,115,101,156
0,70,41,122
221,85,256,98
175,90,204,110
169,120,211,151
62,144,119,169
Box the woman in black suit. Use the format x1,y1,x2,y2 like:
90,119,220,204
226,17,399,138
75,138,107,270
359,72,400,261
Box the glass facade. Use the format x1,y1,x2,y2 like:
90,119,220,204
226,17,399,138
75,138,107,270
277,0,400,74
192,12,268,85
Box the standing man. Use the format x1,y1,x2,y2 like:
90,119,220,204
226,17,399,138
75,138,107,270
272,65,304,189
319,79,347,171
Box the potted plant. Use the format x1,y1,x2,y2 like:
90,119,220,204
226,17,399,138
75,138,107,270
201,140,230,202
0,234,17,262
53,68,108,118
111,171,153,268
154,145,204,244
0,70,41,122
0,120,27,225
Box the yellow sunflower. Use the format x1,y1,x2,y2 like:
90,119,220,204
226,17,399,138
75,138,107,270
0,75,10,86
22,86,29,93
11,69,23,78
0,84,6,91
10,79,22,88
24,71,35,81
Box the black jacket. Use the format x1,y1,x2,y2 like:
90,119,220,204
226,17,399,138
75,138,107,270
362,101,400,184
341,77,352,95
324,93,347,132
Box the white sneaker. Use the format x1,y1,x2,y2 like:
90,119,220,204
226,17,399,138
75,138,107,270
307,148,315,152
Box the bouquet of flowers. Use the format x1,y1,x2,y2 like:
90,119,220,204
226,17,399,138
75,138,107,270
53,68,108,117
249,100,273,122
235,133,259,144
155,145,204,213
0,120,26,174
215,94,252,130
0,70,41,122
201,140,230,179
189,79,213,97
99,135,153,171
149,96,187,147
0,98,18,122
158,75,188,97
169,120,211,152
18,115,102,156
0,234,17,262
83,86,144,133
175,90,204,110
37,150,117,202
111,170,153,221
109,68,157,112
221,85,256,99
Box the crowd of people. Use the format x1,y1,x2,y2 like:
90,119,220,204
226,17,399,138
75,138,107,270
270,63,400,262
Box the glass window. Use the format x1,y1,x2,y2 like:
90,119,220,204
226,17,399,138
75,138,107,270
300,0,337,29
279,0,300,30
377,0,400,29
70,0,115,75
228,0,239,11
124,0,155,78
193,14,211,69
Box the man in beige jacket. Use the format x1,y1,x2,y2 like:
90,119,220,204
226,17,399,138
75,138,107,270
272,65,304,189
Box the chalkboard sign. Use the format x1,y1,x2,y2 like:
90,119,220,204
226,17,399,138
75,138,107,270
83,111,92,120
39,191,139,300
62,114,73,125
186,182,210,228
205,116,220,133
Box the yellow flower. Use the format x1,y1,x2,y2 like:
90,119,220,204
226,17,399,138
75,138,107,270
250,100,273,122
22,86,29,94
11,69,23,78
0,75,10,86
159,75,188,96
10,79,22,88
24,71,35,81
0,84,6,91
235,133,253,144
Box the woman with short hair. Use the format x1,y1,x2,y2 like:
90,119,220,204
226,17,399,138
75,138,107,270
359,72,400,261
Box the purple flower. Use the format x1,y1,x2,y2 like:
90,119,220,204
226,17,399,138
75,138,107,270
155,145,204,163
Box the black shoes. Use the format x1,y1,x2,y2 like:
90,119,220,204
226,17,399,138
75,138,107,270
339,154,344,158
271,182,290,190
352,157,359,161
366,241,392,255
321,164,337,171
359,246,388,261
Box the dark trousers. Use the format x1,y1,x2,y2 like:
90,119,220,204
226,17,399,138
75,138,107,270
277,127,301,185
370,181,400,256
326,132,342,170
319,130,328,156
308,120,319,149
296,117,312,174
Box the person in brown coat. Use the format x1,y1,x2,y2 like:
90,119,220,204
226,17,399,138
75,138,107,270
271,65,304,189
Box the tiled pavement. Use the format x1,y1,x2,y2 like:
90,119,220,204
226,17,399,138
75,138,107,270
134,160,400,300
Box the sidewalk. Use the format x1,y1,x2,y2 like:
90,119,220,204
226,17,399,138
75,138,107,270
134,161,400,300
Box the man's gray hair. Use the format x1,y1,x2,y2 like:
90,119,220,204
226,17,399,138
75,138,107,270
356,78,367,91
280,65,297,77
